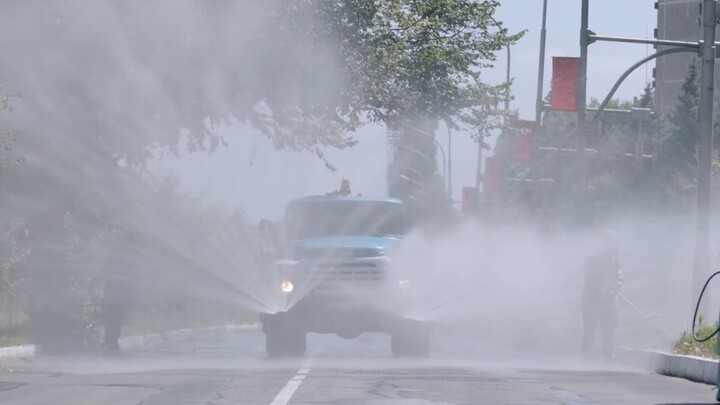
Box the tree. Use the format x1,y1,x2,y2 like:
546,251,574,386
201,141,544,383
529,87,661,222
295,0,522,220
306,1,520,129
636,83,654,109
0,1,522,344
654,58,700,207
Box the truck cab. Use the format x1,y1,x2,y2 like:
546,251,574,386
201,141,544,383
260,184,431,357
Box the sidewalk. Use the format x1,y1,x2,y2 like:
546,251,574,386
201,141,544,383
0,323,260,360
618,347,718,385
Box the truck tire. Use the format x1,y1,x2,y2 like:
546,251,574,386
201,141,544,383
391,321,430,357
266,324,306,357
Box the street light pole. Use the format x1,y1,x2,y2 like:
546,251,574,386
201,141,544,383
489,15,513,112
533,0,549,212
475,133,483,191
694,0,717,312
577,0,590,224
446,121,453,204
535,0,548,126
476,19,513,192
504,43,511,112
436,137,447,200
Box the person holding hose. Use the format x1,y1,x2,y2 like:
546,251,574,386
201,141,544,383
581,229,623,359
100,228,140,355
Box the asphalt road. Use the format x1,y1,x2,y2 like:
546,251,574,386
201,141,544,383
0,327,716,405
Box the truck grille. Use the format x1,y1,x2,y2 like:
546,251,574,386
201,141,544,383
314,262,384,282
304,259,387,289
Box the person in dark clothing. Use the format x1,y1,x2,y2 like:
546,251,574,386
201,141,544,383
582,230,623,359
100,229,140,355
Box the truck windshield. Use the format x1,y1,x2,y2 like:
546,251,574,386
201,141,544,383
285,200,405,240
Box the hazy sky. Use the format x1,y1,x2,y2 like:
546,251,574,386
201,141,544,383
160,0,659,222
491,0,657,118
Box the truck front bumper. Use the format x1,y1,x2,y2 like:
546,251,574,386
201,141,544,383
260,293,412,339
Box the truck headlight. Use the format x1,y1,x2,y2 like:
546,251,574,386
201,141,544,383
280,280,294,293
398,279,410,290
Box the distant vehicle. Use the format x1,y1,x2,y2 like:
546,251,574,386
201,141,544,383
259,180,431,357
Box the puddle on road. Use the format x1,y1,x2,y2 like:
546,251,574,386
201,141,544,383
550,387,594,404
0,381,25,392
331,381,456,405
337,400,454,405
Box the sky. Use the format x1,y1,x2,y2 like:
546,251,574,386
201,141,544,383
490,0,658,118
159,0,659,222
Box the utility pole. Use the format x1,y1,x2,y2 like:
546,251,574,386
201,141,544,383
533,0,548,213
577,0,590,225
475,34,512,193
694,0,716,312
447,122,453,205
504,44,511,112
475,135,482,191
535,0,548,126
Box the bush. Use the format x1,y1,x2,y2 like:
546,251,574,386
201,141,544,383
0,336,24,347
673,316,719,359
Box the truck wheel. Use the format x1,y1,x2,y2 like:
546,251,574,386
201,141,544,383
391,321,430,357
266,324,306,357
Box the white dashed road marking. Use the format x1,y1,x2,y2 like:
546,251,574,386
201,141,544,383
270,363,312,405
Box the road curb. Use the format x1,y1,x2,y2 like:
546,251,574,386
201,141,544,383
618,348,718,385
119,323,260,350
0,344,36,360
119,324,260,349
0,323,260,359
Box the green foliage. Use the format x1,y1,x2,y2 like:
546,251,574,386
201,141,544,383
387,123,447,222
310,0,523,133
322,0,522,220
663,59,699,185
291,1,524,220
636,83,654,109
123,304,256,338
0,1,522,167
0,91,26,332
0,84,22,172
0,219,30,330
673,316,719,359
530,85,664,220
0,1,526,347
534,59,709,217
648,58,701,208
0,336,24,348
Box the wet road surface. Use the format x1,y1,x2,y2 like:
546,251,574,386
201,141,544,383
0,327,715,404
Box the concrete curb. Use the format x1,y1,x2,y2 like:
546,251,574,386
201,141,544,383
0,323,260,359
618,348,719,385
0,345,36,359
119,323,260,350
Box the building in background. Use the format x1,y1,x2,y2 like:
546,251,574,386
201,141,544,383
654,0,716,113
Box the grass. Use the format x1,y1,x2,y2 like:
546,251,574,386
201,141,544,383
673,316,720,359
0,336,25,347
122,306,258,338
0,305,258,348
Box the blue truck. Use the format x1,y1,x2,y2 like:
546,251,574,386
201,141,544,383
259,182,431,356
